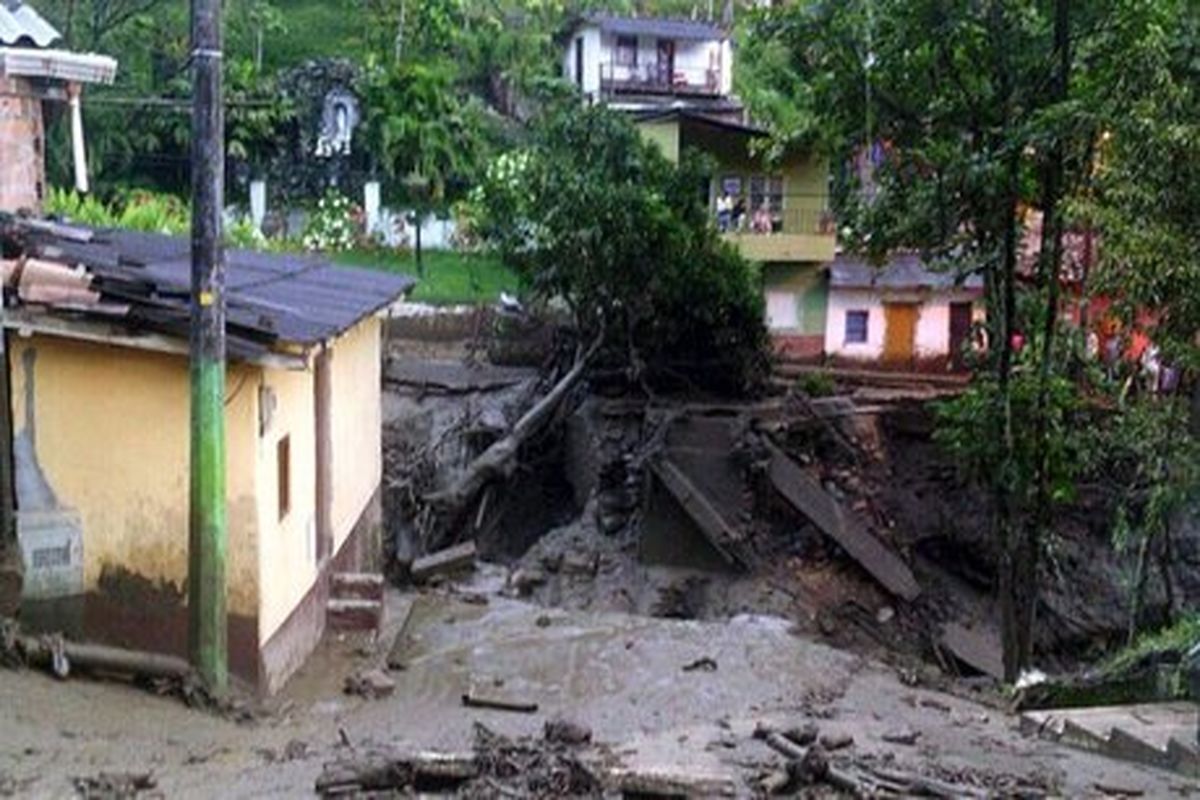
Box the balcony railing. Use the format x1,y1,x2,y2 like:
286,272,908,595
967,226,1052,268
714,195,836,237
599,61,722,97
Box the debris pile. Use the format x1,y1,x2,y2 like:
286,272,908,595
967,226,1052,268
315,722,604,798
751,721,1057,798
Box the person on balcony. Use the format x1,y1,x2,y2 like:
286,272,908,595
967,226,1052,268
716,193,733,231
751,203,773,234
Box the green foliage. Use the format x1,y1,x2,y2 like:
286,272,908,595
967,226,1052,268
46,187,189,235
1102,614,1200,678
797,371,836,398
362,59,489,206
468,103,768,394
935,366,1084,510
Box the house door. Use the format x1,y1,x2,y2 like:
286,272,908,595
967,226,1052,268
948,302,973,369
882,303,918,365
657,39,675,85
574,37,584,88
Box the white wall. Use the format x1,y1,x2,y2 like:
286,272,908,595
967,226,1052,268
574,29,727,93
826,289,886,360
825,288,983,361
563,26,603,96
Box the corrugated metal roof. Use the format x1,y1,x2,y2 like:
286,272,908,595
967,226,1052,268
830,252,984,291
0,0,60,48
584,14,725,42
2,221,416,358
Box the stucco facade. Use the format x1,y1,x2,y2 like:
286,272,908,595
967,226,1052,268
824,288,984,366
13,314,386,692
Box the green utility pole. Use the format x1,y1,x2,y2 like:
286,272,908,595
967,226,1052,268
187,0,227,690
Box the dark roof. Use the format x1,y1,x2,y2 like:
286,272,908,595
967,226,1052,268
633,107,767,138
830,252,984,291
580,13,725,42
1,219,414,361
0,0,59,47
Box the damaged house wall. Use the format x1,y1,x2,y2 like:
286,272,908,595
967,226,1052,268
11,333,263,681
0,76,44,214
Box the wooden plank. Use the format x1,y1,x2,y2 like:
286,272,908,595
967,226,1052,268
411,540,477,582
649,458,752,570
765,442,920,600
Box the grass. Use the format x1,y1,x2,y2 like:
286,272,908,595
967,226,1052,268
333,248,521,306
1101,614,1200,677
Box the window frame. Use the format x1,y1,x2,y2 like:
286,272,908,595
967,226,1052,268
277,434,291,521
844,310,870,344
615,35,638,67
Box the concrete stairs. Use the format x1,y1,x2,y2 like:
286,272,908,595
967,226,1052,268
326,572,384,633
1021,702,1200,777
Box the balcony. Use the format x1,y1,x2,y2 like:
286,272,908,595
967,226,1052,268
599,62,722,98
718,201,837,263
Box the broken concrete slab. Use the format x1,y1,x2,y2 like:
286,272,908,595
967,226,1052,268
649,458,753,571
383,360,537,393
765,442,920,601
940,622,1004,680
411,541,477,583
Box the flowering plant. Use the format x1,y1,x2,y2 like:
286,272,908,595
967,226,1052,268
301,191,359,252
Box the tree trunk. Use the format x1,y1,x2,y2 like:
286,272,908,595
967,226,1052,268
423,334,603,549
1021,0,1072,677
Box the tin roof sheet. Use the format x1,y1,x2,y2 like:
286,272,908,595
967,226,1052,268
0,0,60,48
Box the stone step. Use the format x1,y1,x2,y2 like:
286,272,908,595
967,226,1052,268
327,598,382,632
331,572,385,601
1022,702,1199,778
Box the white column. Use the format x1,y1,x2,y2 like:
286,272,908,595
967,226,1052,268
364,180,381,236
68,83,88,194
249,179,267,230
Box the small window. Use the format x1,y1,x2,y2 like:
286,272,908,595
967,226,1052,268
615,36,638,67
845,310,869,344
277,435,291,521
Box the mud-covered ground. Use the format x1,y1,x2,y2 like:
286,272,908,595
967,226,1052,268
1,582,1193,798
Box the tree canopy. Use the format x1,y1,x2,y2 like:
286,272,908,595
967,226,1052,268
467,103,768,394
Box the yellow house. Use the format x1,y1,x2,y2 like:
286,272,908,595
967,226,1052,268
1,224,412,693
634,109,836,359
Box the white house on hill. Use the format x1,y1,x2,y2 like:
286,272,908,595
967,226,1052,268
561,14,735,115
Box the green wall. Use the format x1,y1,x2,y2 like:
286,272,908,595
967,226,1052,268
764,263,828,335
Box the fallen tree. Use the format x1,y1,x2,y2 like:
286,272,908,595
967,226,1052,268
422,333,603,550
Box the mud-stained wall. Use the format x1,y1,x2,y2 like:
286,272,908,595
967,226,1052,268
255,363,317,645
329,316,383,555
10,334,261,631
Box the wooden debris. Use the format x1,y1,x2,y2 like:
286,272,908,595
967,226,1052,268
753,722,989,799
385,597,418,671
344,668,396,699
73,771,156,799
461,691,538,714
316,749,478,796
411,541,477,583
424,333,603,549
682,656,718,673
765,441,921,600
